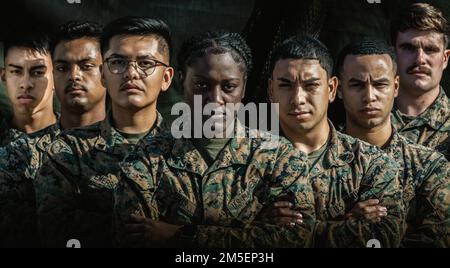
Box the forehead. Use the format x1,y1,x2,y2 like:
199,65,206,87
6,47,51,66
273,58,327,78
397,29,445,47
342,54,394,76
106,34,162,59
187,52,243,77
54,38,101,60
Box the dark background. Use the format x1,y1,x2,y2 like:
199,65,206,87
0,0,449,125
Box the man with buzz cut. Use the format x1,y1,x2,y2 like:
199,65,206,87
336,39,449,248
35,16,174,248
265,36,404,248
391,3,450,160
51,20,107,130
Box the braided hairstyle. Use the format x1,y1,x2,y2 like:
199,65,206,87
177,31,253,82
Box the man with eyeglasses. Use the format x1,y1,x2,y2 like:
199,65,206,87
35,17,174,248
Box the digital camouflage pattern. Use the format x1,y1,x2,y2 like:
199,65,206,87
114,128,316,248
0,119,60,248
35,113,164,248
0,139,37,247
383,130,450,248
312,123,404,248
392,88,450,161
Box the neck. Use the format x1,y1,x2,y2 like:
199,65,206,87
345,117,392,148
284,119,330,154
396,85,440,116
112,104,157,134
60,104,106,130
12,105,56,134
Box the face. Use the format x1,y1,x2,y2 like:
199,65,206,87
182,52,247,135
338,54,399,129
102,35,173,111
395,30,450,94
53,38,106,112
269,59,337,135
1,47,54,114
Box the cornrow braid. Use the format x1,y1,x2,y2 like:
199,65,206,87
177,31,253,77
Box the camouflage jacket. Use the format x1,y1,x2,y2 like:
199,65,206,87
312,123,404,248
35,112,164,248
392,88,450,160
0,139,37,247
383,130,450,248
115,129,316,248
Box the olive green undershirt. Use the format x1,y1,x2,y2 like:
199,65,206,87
192,138,231,166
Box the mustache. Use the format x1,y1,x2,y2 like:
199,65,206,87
65,83,87,93
406,65,431,75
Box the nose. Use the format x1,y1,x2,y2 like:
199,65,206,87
124,62,140,81
362,85,377,104
414,48,427,66
292,85,306,106
19,72,33,91
69,65,82,82
205,86,225,106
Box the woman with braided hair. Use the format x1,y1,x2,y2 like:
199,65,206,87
114,31,317,248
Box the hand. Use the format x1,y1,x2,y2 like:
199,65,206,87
121,215,181,248
345,199,387,223
257,201,303,226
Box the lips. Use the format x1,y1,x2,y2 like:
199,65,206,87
17,94,35,104
120,83,142,92
360,107,381,116
289,111,311,120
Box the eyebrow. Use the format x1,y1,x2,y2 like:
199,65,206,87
55,57,97,64
108,53,155,59
8,64,23,69
193,74,241,81
277,77,294,83
348,78,390,83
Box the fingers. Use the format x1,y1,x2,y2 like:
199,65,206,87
272,208,302,218
271,217,304,226
272,201,293,209
356,199,380,210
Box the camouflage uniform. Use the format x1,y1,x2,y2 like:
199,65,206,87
392,88,450,160
383,129,450,248
0,139,37,247
35,113,164,248
311,123,404,248
115,129,316,248
0,118,60,248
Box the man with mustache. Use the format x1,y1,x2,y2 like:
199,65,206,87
391,3,450,160
35,17,174,247
336,39,449,247
52,21,106,130
266,36,404,247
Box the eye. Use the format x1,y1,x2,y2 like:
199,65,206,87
137,60,155,69
278,83,292,88
223,83,237,92
305,83,320,90
9,69,21,75
194,82,208,91
31,70,46,77
109,58,127,67
81,64,95,71
56,65,68,72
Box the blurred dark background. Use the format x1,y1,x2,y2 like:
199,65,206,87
0,0,449,126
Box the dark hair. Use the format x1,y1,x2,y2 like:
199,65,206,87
269,36,333,77
335,39,397,76
51,21,102,56
101,16,172,60
177,31,253,77
391,3,450,48
3,28,51,59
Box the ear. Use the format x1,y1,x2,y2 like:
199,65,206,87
240,75,247,100
443,49,450,69
1,67,5,83
393,75,400,98
268,78,274,103
161,67,174,92
100,64,107,88
328,76,339,103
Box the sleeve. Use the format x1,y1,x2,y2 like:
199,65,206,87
314,153,405,248
401,155,450,248
35,140,112,248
